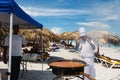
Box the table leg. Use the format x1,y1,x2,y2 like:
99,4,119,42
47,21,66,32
21,61,27,77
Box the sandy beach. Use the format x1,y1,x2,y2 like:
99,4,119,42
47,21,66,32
0,47,120,80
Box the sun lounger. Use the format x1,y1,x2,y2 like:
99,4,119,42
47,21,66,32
99,56,110,68
94,56,100,63
107,59,120,69
99,55,120,69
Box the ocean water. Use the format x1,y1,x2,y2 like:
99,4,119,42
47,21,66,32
64,40,76,46
101,44,120,50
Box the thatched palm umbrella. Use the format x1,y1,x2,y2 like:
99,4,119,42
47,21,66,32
70,30,120,50
71,31,80,40
41,28,61,42
52,34,61,43
60,32,76,40
0,26,9,44
60,32,73,44
41,28,51,39
73,30,120,55
0,27,5,43
19,29,41,43
87,30,120,46
19,28,61,44
107,34,120,46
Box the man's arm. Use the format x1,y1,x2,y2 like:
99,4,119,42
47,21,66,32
89,41,96,50
21,36,28,47
87,38,96,50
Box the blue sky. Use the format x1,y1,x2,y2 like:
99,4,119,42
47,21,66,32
15,0,120,36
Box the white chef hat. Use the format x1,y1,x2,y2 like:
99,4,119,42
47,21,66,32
79,27,86,37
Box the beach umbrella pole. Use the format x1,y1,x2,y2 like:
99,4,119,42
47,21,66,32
8,13,13,80
41,33,43,71
42,56,43,71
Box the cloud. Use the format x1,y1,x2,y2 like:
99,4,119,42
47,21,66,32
102,15,119,21
78,2,120,22
50,27,63,34
20,5,91,17
77,22,110,29
20,4,120,21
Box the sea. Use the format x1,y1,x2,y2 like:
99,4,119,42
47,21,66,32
101,44,120,50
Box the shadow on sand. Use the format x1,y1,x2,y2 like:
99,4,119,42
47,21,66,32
19,70,55,80
0,68,55,80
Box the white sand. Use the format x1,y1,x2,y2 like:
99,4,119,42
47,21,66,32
0,48,120,80
99,47,120,59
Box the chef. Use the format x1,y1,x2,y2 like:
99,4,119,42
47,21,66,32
78,27,96,80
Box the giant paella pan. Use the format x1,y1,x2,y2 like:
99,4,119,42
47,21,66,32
48,60,95,80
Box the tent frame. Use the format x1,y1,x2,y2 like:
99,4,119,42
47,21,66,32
0,0,43,80
8,13,13,80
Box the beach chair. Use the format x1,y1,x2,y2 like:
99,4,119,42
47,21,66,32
99,55,111,68
99,55,120,69
94,56,100,63
94,52,101,63
106,59,120,69
68,46,76,52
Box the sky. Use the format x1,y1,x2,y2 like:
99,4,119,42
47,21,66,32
15,0,120,36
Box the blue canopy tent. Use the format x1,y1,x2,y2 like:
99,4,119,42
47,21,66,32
0,0,43,28
0,0,43,80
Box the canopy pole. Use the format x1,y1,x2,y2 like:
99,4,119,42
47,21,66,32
8,13,13,80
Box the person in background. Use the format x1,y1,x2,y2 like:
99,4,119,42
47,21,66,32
75,38,80,51
78,27,96,80
52,42,59,52
69,42,72,46
3,25,27,80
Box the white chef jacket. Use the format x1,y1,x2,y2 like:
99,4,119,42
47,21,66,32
80,40,95,58
79,39,96,80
